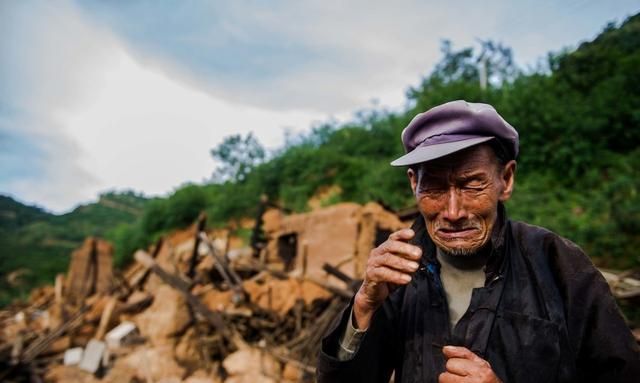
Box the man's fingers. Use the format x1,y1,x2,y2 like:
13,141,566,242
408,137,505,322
438,372,459,383
355,228,421,321
378,240,422,261
368,265,412,285
388,228,415,241
442,346,485,364
373,252,420,273
445,357,475,376
441,346,499,382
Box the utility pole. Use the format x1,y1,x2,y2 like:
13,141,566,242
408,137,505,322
479,57,488,91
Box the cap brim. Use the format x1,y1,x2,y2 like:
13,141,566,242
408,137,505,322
390,136,494,166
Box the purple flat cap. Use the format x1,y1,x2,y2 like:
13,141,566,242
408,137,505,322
391,100,519,166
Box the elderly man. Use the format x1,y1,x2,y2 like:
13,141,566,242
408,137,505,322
317,101,639,382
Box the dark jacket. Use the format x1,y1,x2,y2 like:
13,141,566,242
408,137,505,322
317,208,640,382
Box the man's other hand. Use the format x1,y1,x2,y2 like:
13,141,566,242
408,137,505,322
439,346,502,383
353,228,422,329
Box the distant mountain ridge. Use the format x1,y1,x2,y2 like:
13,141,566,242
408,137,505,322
0,195,51,230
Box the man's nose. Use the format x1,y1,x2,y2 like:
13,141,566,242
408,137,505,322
442,187,467,222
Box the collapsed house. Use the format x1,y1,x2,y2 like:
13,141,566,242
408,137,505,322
261,202,406,281
0,202,404,383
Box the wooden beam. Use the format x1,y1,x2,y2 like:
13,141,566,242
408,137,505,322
322,262,362,293
198,232,244,288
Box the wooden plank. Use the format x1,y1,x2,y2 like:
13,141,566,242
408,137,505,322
94,296,117,340
21,306,89,363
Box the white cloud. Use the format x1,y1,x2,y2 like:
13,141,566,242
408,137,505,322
0,1,327,212
57,46,327,197
1,113,98,213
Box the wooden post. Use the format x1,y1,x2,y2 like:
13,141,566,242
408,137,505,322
187,214,207,279
94,297,117,340
301,242,308,278
10,334,23,365
223,227,232,263
54,274,65,304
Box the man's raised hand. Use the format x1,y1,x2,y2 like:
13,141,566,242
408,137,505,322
353,228,422,329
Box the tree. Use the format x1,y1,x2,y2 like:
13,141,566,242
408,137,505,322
211,132,266,182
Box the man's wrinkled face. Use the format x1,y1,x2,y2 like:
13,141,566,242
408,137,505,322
408,144,515,256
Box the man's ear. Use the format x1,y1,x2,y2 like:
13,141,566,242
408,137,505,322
407,167,418,195
498,160,517,201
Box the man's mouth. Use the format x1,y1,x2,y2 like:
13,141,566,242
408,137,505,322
436,227,480,240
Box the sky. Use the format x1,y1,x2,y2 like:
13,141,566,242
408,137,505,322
1,0,638,213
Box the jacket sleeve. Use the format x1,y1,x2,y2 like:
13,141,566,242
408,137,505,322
548,235,640,382
316,299,396,383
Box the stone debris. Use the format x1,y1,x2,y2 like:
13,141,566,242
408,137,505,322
115,345,186,382
2,202,637,382
78,339,106,374
133,285,191,344
223,347,280,379
104,321,137,350
63,347,83,366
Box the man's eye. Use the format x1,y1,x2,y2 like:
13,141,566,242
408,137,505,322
462,185,483,192
419,187,445,196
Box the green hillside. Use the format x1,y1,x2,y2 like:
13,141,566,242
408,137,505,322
0,191,148,305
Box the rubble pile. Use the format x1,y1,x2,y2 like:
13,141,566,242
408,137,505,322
1,202,638,382
0,213,356,383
